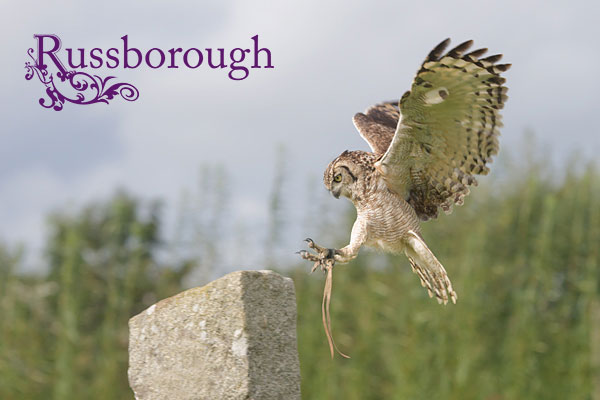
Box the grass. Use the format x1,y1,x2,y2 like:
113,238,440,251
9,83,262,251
293,162,600,399
0,158,599,399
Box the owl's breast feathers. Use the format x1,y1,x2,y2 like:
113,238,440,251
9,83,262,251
355,169,421,252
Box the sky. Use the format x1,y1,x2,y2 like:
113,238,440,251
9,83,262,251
1,0,599,273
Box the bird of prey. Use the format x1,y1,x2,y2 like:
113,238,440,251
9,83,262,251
298,38,509,357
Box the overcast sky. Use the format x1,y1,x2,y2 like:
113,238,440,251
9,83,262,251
1,0,599,273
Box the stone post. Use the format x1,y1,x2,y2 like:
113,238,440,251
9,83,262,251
128,270,301,400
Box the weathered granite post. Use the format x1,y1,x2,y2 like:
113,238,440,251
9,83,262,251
128,270,301,400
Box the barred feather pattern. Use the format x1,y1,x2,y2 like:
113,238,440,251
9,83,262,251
299,40,511,354
352,102,399,155
376,39,510,220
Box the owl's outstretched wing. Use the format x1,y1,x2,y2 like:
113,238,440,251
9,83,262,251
377,39,510,221
352,102,399,155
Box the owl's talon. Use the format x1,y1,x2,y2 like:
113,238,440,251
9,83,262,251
311,262,321,273
298,239,337,272
297,250,319,262
305,238,327,253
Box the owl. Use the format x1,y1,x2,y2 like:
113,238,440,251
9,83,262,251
299,38,510,307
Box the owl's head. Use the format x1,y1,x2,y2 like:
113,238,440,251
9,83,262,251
323,150,375,201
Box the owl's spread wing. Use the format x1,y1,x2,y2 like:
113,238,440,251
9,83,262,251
377,39,510,221
352,102,400,155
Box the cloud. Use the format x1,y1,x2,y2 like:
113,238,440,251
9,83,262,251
1,0,599,271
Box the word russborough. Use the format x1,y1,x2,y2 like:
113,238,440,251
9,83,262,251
26,34,275,111
36,34,274,81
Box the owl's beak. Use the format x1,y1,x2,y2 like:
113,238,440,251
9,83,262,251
331,188,341,199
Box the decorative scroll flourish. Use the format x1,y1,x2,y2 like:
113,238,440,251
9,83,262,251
25,48,139,111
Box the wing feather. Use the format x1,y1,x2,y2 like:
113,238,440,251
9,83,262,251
352,101,400,155
377,39,510,220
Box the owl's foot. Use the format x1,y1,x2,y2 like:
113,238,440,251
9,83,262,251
405,231,457,305
408,257,457,305
298,238,351,359
297,238,337,273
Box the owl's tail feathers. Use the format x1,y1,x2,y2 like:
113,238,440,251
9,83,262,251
405,230,457,305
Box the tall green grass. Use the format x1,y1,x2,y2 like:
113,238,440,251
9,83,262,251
0,194,194,400
0,158,598,399
293,163,600,400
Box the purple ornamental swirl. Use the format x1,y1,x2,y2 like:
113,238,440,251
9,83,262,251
25,47,139,111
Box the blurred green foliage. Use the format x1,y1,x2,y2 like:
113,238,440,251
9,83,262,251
1,158,599,399
295,162,600,400
0,193,194,400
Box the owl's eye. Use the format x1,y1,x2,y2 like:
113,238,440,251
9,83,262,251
334,174,342,183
